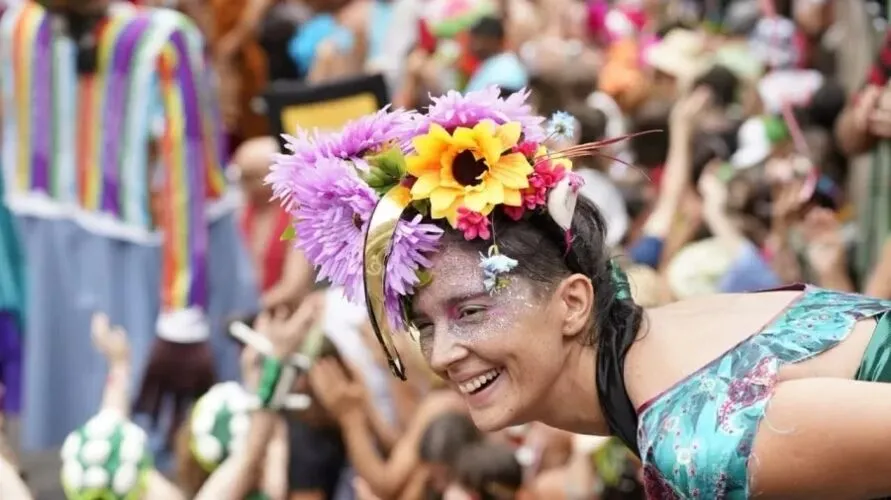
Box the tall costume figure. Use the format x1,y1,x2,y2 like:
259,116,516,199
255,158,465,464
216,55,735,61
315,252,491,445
0,0,257,449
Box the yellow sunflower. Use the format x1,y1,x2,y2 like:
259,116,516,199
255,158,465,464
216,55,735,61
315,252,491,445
405,121,533,226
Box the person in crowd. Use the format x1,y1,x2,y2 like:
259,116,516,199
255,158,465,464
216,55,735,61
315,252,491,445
194,296,326,500
271,86,891,498
416,411,483,497
59,314,184,500
835,23,891,290
464,16,528,93
308,342,465,499
235,137,315,311
443,441,524,500
175,339,288,499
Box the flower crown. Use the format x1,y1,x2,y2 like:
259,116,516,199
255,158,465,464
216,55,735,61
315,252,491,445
269,87,627,379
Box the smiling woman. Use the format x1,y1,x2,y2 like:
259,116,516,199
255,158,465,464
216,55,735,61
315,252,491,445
269,86,891,498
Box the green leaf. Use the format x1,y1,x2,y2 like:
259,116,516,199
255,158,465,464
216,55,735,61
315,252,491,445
279,225,296,241
368,147,407,179
411,199,430,216
416,269,433,288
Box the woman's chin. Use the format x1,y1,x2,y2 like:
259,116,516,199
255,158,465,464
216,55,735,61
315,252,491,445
459,373,525,431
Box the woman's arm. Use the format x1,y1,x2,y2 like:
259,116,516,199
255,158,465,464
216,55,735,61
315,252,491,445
261,248,316,311
194,411,279,500
145,470,187,500
398,467,431,500
0,456,32,500
311,360,464,499
91,314,132,418
750,378,891,499
641,89,711,239
199,303,322,500
261,418,290,500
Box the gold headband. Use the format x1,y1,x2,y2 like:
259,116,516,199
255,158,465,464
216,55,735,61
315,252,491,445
363,189,412,380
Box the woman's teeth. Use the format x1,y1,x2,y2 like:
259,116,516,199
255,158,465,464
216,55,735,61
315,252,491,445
458,369,501,395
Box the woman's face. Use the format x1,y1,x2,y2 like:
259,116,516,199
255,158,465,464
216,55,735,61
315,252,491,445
410,245,569,431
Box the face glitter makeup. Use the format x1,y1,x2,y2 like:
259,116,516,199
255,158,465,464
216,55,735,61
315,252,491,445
413,245,542,365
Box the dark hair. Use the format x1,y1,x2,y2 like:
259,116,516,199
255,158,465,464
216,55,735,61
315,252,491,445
565,102,608,145
803,80,846,132
470,15,506,41
630,99,671,168
419,412,482,464
442,197,645,451
691,65,739,109
452,442,523,500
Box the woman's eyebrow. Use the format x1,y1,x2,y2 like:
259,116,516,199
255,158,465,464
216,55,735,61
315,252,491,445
445,291,490,309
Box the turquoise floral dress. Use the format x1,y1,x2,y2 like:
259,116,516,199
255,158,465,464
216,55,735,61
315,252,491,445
637,285,891,499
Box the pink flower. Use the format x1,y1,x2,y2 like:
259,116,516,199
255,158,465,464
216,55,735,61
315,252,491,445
456,208,492,240
533,160,567,189
512,141,539,159
515,160,568,211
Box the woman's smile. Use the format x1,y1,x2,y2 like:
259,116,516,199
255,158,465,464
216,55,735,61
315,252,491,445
454,367,505,407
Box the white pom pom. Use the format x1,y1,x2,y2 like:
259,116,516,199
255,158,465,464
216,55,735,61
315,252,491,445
112,463,139,495
84,411,120,440
229,413,250,438
200,390,225,413
61,461,85,491
60,432,83,462
119,435,147,464
191,409,216,436
83,466,110,490
195,434,223,464
80,439,112,466
227,390,250,414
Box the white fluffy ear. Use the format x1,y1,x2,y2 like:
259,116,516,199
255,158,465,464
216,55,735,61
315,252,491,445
547,176,579,231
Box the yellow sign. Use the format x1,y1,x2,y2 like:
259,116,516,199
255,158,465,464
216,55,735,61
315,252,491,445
281,92,380,134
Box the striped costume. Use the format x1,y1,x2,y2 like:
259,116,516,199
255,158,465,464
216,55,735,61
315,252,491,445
0,1,257,449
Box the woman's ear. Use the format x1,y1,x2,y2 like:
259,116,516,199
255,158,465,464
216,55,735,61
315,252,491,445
555,274,594,338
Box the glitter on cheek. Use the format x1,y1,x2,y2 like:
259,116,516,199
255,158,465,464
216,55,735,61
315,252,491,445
413,245,544,364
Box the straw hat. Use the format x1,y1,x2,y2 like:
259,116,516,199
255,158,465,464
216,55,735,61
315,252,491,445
644,29,712,82
666,238,736,299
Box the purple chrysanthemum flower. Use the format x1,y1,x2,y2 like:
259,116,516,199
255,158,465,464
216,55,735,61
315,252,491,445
288,157,377,303
267,108,417,209
384,215,444,328
316,107,418,166
414,86,546,142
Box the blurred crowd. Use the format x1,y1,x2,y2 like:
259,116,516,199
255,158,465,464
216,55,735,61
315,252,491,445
3,0,891,498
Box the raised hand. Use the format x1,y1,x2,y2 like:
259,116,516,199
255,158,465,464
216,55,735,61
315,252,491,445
91,313,129,364
262,293,325,360
308,358,366,421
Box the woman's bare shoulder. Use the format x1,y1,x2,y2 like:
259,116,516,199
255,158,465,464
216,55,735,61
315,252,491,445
625,291,804,407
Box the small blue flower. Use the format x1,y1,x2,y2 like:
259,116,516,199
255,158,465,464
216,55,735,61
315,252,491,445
479,250,519,294
547,111,576,141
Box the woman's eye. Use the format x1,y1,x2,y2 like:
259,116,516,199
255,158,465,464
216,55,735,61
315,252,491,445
457,306,486,320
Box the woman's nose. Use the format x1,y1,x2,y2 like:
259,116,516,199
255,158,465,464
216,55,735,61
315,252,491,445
427,328,469,373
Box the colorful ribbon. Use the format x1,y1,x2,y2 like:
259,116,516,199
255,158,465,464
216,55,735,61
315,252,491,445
0,3,226,313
